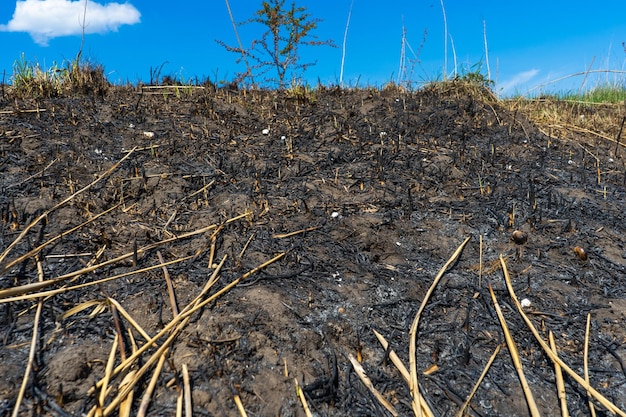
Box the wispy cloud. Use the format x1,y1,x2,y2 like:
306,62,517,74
0,0,141,46
497,69,540,96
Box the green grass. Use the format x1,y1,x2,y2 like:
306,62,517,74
560,83,626,103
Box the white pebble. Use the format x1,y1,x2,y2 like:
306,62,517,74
262,128,270,135
521,298,531,308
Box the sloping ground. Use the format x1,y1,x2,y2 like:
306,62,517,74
1,83,625,416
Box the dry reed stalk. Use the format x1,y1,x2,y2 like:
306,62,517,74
107,298,153,342
0,108,47,115
177,384,183,417
90,318,187,417
5,157,57,189
488,284,540,416
576,56,596,97
88,256,228,396
181,179,215,202
409,237,470,416
339,0,354,87
0,210,250,300
549,331,570,417
97,335,119,416
11,258,44,417
234,394,248,417
182,364,192,417
294,379,313,417
1,254,194,303
456,344,501,417
372,329,435,417
373,329,410,382
499,256,626,416
238,233,255,259
547,122,624,146
203,224,225,266
527,69,626,95
0,147,136,266
348,353,399,416
1,203,120,273
110,304,127,360
136,350,168,417
91,251,284,409
118,370,136,417
58,299,105,320
272,226,321,239
584,313,597,417
578,143,602,185
158,251,179,316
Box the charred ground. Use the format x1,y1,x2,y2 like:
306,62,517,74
1,82,626,416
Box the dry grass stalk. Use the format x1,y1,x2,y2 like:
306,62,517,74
584,313,597,417
11,258,44,417
0,147,136,266
499,255,626,416
294,378,312,417
348,353,399,416
549,331,570,417
456,344,501,417
488,284,540,417
234,394,248,417
409,237,470,416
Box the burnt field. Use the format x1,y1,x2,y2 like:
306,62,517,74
1,82,626,416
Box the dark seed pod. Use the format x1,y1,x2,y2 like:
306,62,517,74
511,230,527,245
573,246,588,261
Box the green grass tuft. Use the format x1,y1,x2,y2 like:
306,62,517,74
10,53,108,98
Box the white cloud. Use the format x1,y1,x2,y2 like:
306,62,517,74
497,69,540,96
0,0,140,46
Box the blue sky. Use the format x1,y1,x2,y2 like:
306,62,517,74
1,0,625,96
